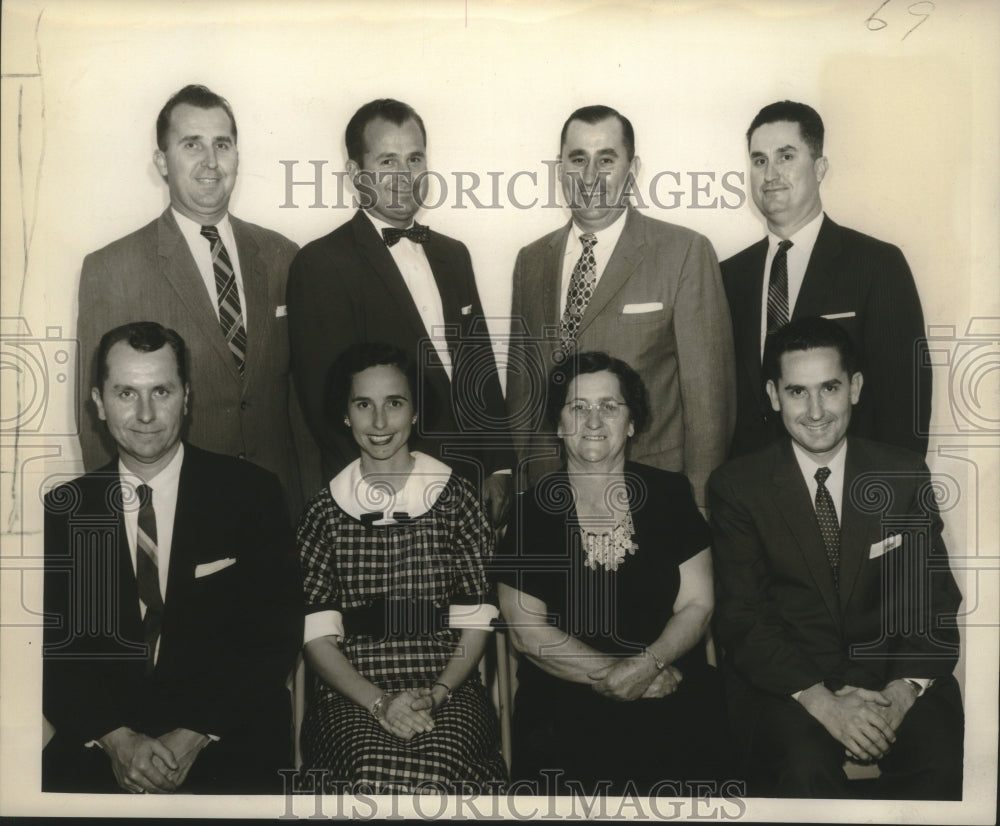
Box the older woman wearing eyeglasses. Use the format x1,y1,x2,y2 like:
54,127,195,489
496,351,730,795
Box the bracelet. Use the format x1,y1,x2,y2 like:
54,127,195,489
433,681,453,702
644,648,666,671
371,692,392,720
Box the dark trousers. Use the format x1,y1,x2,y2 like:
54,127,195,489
746,675,964,799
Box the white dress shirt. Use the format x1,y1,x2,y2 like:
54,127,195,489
558,209,629,317
758,210,825,357
362,210,452,379
172,208,249,332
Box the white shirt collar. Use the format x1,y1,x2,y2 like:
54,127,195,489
172,206,232,236
767,209,824,253
362,208,416,234
329,451,452,520
568,207,629,254
118,441,185,491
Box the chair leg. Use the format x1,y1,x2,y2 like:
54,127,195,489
495,631,513,772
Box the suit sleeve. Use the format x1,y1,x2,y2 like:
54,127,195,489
169,471,302,739
76,252,117,470
454,242,515,476
286,248,360,478
506,248,543,492
885,462,962,680
674,235,737,506
709,469,827,695
862,245,930,456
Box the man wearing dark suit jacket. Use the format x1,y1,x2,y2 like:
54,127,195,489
709,317,963,799
287,98,512,522
721,100,930,458
77,84,318,516
507,105,735,505
43,322,302,793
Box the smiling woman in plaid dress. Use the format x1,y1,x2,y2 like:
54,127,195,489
296,342,505,793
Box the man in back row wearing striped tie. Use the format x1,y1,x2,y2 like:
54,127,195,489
721,101,931,460
43,322,302,793
76,84,319,517
708,316,963,799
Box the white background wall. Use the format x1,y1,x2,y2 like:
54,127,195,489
2,1,997,820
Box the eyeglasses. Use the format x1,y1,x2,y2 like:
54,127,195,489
563,399,628,419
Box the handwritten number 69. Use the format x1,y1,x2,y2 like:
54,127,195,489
866,0,935,40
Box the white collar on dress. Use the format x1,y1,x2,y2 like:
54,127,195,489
328,451,453,521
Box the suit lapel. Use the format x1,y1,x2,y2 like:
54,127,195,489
735,239,769,408
579,209,643,333
771,441,841,624
793,215,841,318
156,210,241,382
543,224,569,327
164,447,197,613
231,216,267,385
350,211,429,345
837,440,879,612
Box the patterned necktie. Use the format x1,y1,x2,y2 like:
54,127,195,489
382,223,431,247
766,239,794,333
560,233,599,350
135,484,164,675
200,225,247,376
814,466,840,589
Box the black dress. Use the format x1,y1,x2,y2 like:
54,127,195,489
495,462,731,795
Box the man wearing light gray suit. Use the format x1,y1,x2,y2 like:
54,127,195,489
506,105,736,505
77,84,318,515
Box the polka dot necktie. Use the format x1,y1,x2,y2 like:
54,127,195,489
560,233,598,350
766,239,793,333
814,466,840,589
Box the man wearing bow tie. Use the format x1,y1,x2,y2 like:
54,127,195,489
287,99,512,522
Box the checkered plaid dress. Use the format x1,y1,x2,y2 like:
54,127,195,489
297,468,505,792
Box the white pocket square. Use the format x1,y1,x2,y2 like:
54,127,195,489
275,305,288,318
622,302,664,314
461,304,473,316
195,557,237,578
822,311,856,320
869,535,902,559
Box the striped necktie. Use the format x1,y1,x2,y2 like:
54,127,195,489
200,225,247,376
135,484,164,675
766,239,793,333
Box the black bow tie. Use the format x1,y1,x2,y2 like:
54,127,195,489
382,224,430,247
360,511,413,527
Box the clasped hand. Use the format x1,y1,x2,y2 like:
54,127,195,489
376,690,436,740
588,655,683,701
100,726,209,793
805,681,917,763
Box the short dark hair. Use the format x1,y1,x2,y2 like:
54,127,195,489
95,321,188,390
762,316,861,385
560,105,635,161
746,100,824,159
345,99,427,164
546,350,650,435
156,84,238,151
325,341,428,428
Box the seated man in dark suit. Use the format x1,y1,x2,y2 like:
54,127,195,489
721,101,931,458
709,317,963,799
43,322,302,793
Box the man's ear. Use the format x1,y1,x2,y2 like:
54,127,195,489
849,371,864,405
814,155,829,184
153,150,168,179
345,159,360,181
91,387,107,422
765,379,781,412
183,383,191,417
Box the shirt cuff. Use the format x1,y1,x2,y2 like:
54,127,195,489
303,609,344,645
903,677,933,697
448,602,499,630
